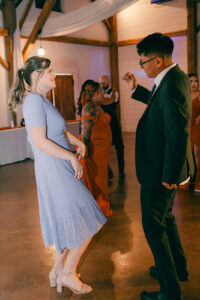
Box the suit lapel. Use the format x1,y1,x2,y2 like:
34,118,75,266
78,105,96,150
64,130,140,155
140,65,180,120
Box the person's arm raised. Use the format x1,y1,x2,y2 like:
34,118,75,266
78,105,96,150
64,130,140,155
122,72,150,104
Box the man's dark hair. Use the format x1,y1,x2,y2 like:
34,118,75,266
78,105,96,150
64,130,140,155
137,33,174,56
77,79,97,115
188,73,198,78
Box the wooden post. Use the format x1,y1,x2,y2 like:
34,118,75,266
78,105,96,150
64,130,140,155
108,15,121,123
187,0,197,74
2,0,16,87
2,0,17,125
108,15,119,91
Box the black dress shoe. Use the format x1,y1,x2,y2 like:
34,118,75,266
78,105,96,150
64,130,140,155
141,290,183,300
149,266,190,282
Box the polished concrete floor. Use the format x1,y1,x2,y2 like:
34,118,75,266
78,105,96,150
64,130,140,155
0,133,200,300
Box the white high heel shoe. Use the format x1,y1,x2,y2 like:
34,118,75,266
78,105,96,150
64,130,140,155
49,268,61,288
49,268,81,288
57,272,93,294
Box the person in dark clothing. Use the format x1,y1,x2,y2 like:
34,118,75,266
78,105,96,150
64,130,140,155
123,33,194,300
99,75,125,179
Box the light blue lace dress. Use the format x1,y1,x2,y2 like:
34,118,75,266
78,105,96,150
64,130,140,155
23,93,106,254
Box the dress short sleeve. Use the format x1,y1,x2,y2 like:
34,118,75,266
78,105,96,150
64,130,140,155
23,93,47,130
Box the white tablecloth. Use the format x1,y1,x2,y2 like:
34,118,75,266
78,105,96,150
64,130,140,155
0,127,33,166
0,122,80,166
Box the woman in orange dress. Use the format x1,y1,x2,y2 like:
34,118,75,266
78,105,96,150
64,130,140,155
79,80,115,216
189,73,200,191
180,73,200,191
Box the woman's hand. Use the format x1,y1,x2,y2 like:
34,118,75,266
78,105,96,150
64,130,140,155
122,72,137,90
76,142,86,159
70,154,83,179
162,182,177,190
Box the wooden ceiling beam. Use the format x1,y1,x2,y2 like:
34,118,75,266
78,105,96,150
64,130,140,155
0,29,8,36
21,34,111,47
19,0,34,30
15,0,24,8
103,19,111,31
90,0,111,32
117,30,188,46
0,55,9,70
22,0,57,61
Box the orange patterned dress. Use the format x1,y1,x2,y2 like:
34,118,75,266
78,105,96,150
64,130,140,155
180,95,200,190
80,113,115,217
190,96,200,147
191,96,200,190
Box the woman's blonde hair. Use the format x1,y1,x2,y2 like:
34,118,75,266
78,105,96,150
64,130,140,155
8,56,50,111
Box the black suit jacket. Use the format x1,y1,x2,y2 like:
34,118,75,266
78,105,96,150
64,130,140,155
132,65,194,187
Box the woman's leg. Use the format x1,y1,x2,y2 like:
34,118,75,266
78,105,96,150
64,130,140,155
59,238,92,292
49,249,68,287
53,249,68,274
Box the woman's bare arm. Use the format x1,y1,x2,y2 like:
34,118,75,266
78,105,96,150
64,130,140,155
30,126,83,179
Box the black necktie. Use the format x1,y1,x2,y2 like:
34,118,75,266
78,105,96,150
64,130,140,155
148,84,156,104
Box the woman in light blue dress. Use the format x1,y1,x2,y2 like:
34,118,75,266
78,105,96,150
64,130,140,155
8,56,106,295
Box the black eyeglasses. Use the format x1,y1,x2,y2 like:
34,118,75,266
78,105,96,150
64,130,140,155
139,56,157,68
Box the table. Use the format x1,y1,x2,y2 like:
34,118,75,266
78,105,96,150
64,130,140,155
0,121,80,166
0,127,33,166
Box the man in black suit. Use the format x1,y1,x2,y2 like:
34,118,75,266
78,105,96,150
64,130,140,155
123,33,194,300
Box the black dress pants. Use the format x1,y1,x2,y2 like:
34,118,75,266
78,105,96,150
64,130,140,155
140,185,188,298
110,119,124,175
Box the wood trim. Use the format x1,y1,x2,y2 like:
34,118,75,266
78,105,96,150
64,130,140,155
0,29,8,37
108,15,121,123
15,0,24,8
187,0,197,73
19,0,34,30
21,35,111,47
103,19,111,32
90,0,111,32
117,30,188,46
2,0,16,87
22,0,57,61
0,56,9,70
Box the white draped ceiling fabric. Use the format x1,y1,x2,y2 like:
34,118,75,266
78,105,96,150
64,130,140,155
21,0,136,37
13,0,136,124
